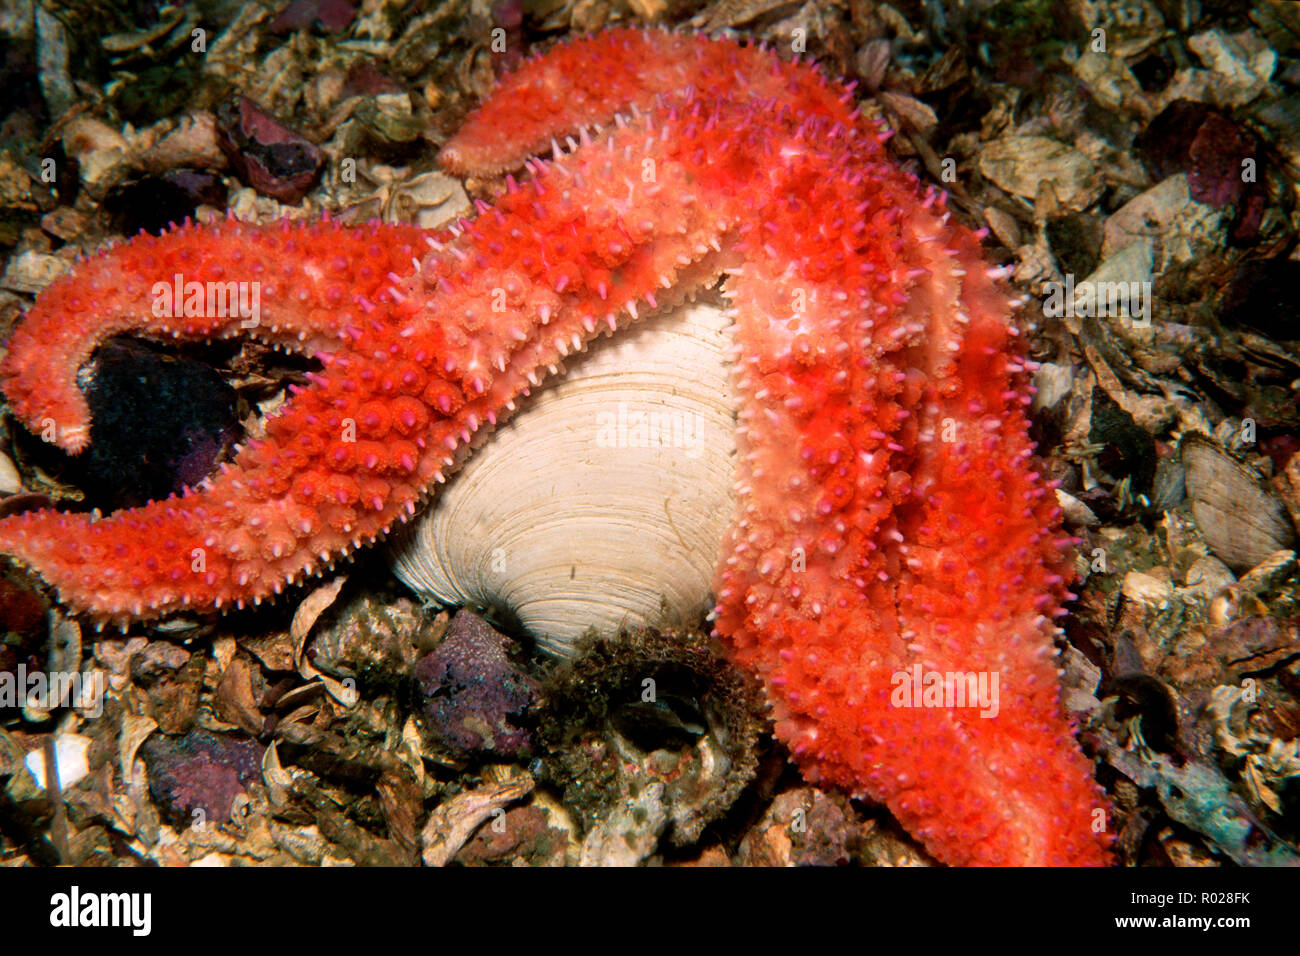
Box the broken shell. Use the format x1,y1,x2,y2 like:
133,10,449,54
0,451,20,494
1101,174,1225,269
305,592,432,685
355,93,425,146
978,136,1100,211
736,788,859,866
61,115,132,200
1186,28,1276,108
453,792,580,866
100,5,188,56
1180,434,1297,573
1056,488,1099,528
25,732,93,791
421,766,535,866
383,169,470,229
1,250,68,296
390,301,736,657
1238,549,1298,594
1182,554,1235,598
1207,584,1268,628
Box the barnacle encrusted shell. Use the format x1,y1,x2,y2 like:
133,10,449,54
537,629,767,850
389,301,737,657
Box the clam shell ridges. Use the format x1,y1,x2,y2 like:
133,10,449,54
391,302,737,657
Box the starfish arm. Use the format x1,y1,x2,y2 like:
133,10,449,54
0,98,741,625
892,226,1111,864
0,218,427,453
439,26,865,177
714,150,1110,862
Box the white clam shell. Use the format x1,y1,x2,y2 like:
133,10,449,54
390,301,737,657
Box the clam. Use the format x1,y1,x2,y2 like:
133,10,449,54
1180,434,1297,573
389,300,737,658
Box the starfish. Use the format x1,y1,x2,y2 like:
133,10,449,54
0,28,1111,865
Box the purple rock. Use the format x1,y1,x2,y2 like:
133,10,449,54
413,612,538,759
343,61,402,98
1138,101,1266,245
215,96,325,204
142,729,264,825
270,0,357,34
1188,112,1257,210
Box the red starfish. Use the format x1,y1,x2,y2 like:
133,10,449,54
0,28,1111,864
